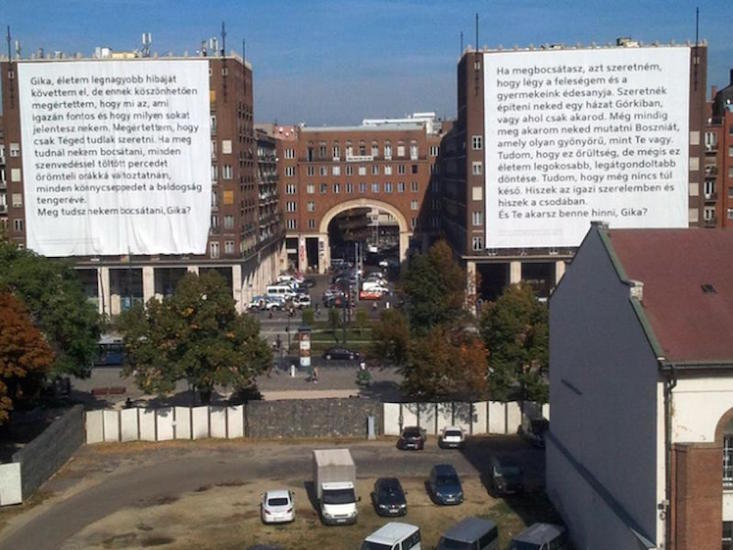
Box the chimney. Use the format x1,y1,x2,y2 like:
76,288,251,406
629,280,644,302
730,68,733,86
711,85,718,98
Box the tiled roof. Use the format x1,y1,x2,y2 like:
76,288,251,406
607,228,733,364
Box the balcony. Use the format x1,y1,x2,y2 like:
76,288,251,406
704,217,717,228
705,166,718,176
0,204,7,214
704,192,718,202
345,154,374,163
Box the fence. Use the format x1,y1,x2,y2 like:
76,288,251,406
382,401,549,436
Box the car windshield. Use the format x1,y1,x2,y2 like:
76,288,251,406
361,543,391,550
445,430,462,437
267,497,289,506
322,488,356,505
438,537,474,550
498,465,521,477
403,428,421,437
437,475,459,486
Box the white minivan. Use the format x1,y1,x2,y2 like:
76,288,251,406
266,285,296,300
362,522,421,550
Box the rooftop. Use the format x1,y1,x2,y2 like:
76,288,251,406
606,228,733,364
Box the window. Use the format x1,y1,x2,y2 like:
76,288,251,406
359,183,367,193
209,241,220,258
346,183,353,193
319,144,327,158
285,184,296,195
358,166,366,176
306,184,315,194
223,215,234,229
384,165,392,175
346,144,353,157
704,207,715,221
307,166,315,176
411,164,418,174
359,143,366,156
689,157,699,171
371,183,380,193
430,145,439,156
472,236,484,250
211,215,219,229
472,161,483,175
472,211,483,226
472,135,483,150
211,192,219,208
224,240,235,254
704,180,715,197
222,165,233,179
11,193,22,208
320,183,328,194
332,145,340,159
410,144,418,160
346,165,353,176
431,163,439,174
411,217,416,229
11,168,21,182
384,183,393,193
319,166,328,177
307,201,315,212
397,182,405,193
211,140,217,157
333,183,341,193
397,145,405,157
371,165,379,175
729,167,733,178
724,522,733,550
332,165,341,176
472,186,483,201
285,166,295,177
729,187,733,198
284,148,296,159
410,200,418,210
211,165,218,181
728,208,733,220
286,201,297,212
411,181,419,192
286,219,297,230
729,146,733,158
210,115,217,134
398,165,406,175
308,219,316,229
384,143,392,159
9,143,20,157
725,435,733,486
13,219,23,232
222,140,232,154
371,143,379,157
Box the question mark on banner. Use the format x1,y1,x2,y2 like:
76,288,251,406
643,207,648,215
186,206,192,214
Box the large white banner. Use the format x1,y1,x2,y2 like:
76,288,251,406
483,47,690,249
18,59,211,256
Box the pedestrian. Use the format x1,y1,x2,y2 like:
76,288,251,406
312,366,319,384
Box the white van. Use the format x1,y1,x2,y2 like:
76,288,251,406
362,522,421,550
362,280,388,293
266,285,296,300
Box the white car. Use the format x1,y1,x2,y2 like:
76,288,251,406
261,489,295,524
438,426,465,449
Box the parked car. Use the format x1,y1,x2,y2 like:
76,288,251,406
438,426,465,449
247,295,267,310
323,347,360,361
437,516,499,550
371,477,407,517
428,464,464,505
293,294,311,309
263,296,286,311
398,426,426,451
510,523,568,550
520,418,549,449
489,455,524,496
260,489,295,524
361,522,421,550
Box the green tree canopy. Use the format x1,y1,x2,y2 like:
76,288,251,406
370,308,410,367
400,326,488,401
0,240,100,378
0,292,55,423
400,240,466,334
118,271,271,403
479,283,549,403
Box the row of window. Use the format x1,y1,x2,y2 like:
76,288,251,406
209,240,236,258
304,142,421,162
285,217,419,230
286,199,421,213
285,163,420,178
284,181,420,195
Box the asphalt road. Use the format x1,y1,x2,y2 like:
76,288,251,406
0,437,542,550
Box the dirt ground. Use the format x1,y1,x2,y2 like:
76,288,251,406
59,474,551,550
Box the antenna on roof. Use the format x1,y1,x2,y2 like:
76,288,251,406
141,32,152,57
221,21,226,57
5,26,10,61
460,31,463,54
693,6,699,91
475,13,479,51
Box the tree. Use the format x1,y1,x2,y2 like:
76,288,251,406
401,240,466,334
0,240,100,378
354,307,370,336
118,271,271,403
370,309,410,366
0,293,55,423
479,284,549,403
400,326,488,401
301,307,315,327
328,307,342,341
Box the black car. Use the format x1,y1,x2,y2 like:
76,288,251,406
398,426,426,450
429,464,464,505
371,477,407,517
489,455,524,496
322,347,360,360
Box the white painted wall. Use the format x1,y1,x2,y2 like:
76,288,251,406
671,374,733,444
0,463,22,506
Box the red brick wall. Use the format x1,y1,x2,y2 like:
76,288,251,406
671,443,722,549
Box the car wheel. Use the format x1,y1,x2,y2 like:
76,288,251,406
325,354,332,360
349,354,354,360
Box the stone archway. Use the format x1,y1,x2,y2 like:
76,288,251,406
317,198,411,274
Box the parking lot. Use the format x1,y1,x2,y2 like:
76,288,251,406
0,436,558,550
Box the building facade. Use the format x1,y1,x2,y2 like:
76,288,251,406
440,40,709,302
261,115,444,273
548,223,733,550
704,70,733,227
0,49,282,315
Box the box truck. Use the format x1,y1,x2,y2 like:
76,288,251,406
313,448,359,525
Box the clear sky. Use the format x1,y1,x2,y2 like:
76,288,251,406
2,0,732,125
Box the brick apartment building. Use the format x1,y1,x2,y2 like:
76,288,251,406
439,40,709,302
704,70,733,227
0,48,282,315
259,114,444,273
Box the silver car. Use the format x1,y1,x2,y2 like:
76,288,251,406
261,489,295,524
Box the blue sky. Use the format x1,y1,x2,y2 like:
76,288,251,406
2,0,732,125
